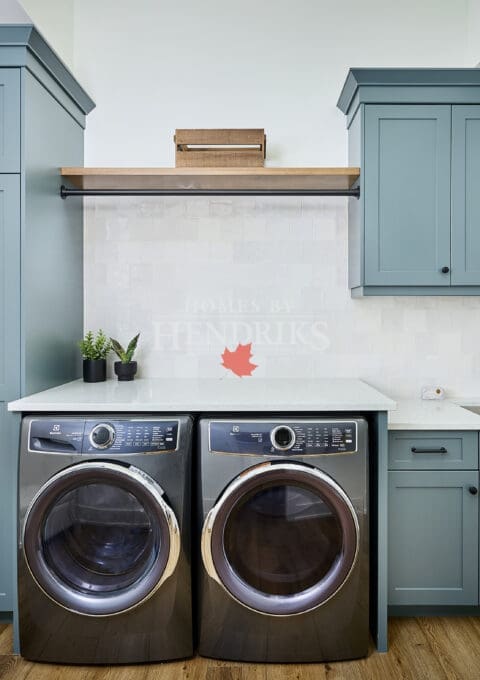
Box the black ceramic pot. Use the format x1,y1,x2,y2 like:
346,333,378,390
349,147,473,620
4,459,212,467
83,359,107,383
114,361,137,381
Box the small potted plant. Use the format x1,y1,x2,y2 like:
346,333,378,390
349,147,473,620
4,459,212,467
110,333,140,381
79,330,112,383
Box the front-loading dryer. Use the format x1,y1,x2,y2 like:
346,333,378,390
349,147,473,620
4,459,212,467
197,418,369,663
18,415,193,664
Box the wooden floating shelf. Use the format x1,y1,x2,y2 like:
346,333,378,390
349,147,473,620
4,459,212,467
60,167,360,194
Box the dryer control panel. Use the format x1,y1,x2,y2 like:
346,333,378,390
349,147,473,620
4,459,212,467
209,420,358,456
28,418,179,454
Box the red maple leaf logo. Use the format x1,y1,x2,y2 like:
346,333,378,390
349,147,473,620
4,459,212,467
221,342,258,377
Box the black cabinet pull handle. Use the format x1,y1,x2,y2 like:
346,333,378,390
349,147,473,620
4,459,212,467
441,266,450,274
469,486,478,495
411,447,447,454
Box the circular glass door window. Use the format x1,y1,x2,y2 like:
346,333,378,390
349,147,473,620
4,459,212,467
23,462,179,616
203,463,359,615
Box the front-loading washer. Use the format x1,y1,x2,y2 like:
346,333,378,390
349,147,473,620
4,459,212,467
197,417,369,663
18,414,193,664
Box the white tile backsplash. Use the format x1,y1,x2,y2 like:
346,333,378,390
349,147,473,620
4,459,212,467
85,196,480,399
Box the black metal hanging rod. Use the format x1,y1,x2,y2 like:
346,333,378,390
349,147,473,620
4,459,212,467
60,185,360,199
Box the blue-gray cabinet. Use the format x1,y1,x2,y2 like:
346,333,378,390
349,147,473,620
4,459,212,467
451,106,480,285
337,69,480,296
364,105,451,287
0,25,94,645
0,176,21,405
0,69,21,172
0,175,20,614
0,405,14,610
388,430,480,608
388,430,478,470
389,470,479,606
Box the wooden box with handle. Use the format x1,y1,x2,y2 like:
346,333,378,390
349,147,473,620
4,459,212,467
174,129,266,167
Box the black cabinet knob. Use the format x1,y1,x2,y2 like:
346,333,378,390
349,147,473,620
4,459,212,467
469,486,478,495
441,266,450,274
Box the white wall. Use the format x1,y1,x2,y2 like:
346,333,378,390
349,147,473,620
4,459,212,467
467,0,480,66
20,0,74,69
0,0,31,22
70,0,480,399
74,0,469,167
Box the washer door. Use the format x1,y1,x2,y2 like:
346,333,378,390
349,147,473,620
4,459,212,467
202,462,359,616
23,461,180,616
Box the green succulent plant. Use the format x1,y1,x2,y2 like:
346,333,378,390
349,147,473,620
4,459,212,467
79,329,112,360
110,333,140,364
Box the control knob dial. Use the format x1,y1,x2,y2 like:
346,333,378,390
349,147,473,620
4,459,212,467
89,423,115,449
270,425,296,451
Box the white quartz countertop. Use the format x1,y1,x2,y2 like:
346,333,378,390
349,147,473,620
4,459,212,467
388,399,480,430
7,377,396,413
10,378,480,430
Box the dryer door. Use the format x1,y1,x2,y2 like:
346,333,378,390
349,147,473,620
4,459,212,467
23,461,180,616
202,462,359,616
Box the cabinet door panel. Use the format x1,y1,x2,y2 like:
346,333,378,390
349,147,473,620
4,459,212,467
0,175,20,402
389,470,478,606
364,105,451,286
451,105,480,285
0,69,20,172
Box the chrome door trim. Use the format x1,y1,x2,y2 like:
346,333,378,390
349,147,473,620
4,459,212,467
23,461,180,617
201,461,360,617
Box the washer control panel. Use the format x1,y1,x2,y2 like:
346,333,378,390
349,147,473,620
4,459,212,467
209,420,358,456
29,419,179,454
83,419,178,454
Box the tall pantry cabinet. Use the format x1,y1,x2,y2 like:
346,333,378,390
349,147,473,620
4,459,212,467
0,25,94,645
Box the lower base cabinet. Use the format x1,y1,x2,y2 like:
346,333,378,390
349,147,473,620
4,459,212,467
389,470,479,606
388,431,480,608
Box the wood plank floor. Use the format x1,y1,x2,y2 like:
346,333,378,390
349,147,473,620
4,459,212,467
1,618,480,680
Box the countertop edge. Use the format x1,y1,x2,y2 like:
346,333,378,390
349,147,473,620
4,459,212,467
387,399,480,431
7,401,396,413
388,422,480,431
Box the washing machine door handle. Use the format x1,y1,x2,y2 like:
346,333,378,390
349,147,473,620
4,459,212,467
201,461,360,617
201,506,220,582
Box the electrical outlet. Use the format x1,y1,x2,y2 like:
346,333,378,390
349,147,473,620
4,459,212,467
421,385,445,400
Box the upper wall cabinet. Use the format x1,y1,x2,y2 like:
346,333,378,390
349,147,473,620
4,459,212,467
451,106,480,285
338,69,480,296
